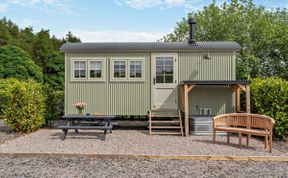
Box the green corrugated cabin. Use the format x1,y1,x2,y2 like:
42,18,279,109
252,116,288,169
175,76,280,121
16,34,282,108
60,41,241,116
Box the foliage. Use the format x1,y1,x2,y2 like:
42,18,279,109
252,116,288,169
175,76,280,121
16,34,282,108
0,45,43,83
163,0,288,79
44,52,64,90
43,85,64,125
251,78,288,138
0,78,46,132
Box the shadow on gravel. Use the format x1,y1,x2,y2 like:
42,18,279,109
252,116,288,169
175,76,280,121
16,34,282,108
50,131,107,141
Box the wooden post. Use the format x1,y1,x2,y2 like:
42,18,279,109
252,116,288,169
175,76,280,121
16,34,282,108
236,86,241,112
184,84,189,137
181,85,185,112
246,84,250,113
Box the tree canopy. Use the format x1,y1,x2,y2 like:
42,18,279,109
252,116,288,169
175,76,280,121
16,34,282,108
0,45,43,83
0,17,81,90
163,0,288,80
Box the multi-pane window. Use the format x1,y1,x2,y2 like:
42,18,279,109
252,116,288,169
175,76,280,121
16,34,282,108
113,61,126,78
156,57,173,83
129,61,142,78
110,58,144,81
89,61,102,78
74,61,86,78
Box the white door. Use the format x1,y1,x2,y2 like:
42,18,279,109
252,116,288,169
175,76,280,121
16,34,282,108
151,53,178,110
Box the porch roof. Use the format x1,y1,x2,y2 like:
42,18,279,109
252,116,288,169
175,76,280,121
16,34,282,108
181,80,251,85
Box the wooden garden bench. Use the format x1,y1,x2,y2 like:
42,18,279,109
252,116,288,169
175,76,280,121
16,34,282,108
212,113,275,152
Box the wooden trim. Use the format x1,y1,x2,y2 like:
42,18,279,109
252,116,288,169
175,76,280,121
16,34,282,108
236,86,241,112
237,84,246,91
1,153,287,162
246,84,251,113
187,85,195,93
184,85,189,137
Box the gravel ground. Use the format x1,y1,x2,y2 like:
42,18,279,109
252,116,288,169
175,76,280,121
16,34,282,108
0,156,287,178
0,129,287,157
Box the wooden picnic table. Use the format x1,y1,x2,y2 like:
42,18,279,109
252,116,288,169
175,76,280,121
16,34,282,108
58,114,116,141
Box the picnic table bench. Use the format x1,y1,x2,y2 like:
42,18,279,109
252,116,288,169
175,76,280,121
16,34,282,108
58,114,116,141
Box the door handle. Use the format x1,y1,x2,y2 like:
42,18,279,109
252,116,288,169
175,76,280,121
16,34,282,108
153,77,156,85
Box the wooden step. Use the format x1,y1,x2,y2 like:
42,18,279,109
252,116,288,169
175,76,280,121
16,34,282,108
148,126,181,129
150,131,182,135
150,115,179,118
148,120,180,124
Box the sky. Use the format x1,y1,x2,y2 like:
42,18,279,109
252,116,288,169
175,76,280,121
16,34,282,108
0,0,287,42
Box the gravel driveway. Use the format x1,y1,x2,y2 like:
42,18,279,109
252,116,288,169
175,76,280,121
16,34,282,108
0,156,288,178
1,129,287,157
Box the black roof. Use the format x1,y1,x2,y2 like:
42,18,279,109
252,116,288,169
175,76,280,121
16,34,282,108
60,42,241,52
181,80,250,85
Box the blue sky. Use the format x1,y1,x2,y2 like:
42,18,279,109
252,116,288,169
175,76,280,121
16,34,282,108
0,0,287,42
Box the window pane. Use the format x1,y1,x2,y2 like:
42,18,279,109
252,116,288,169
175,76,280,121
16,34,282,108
90,61,96,68
96,70,101,78
165,58,173,65
156,75,164,83
114,71,120,78
74,70,79,78
74,62,80,69
130,71,136,78
165,66,173,74
80,62,86,69
136,70,142,78
156,66,164,74
90,70,96,78
80,70,86,78
90,61,101,70
120,71,125,78
165,75,173,83
156,58,164,65
120,64,125,70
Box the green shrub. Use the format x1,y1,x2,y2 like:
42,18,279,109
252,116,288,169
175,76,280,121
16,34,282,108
251,77,288,138
0,78,45,132
43,85,64,125
0,45,43,83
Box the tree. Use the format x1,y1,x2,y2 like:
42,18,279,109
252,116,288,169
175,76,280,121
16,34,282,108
44,52,64,90
63,31,81,43
163,0,288,79
0,45,43,83
34,29,54,68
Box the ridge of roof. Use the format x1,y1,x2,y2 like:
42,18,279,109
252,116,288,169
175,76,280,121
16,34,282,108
60,41,241,52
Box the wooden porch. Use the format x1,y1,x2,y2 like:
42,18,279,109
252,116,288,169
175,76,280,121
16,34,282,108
181,80,251,137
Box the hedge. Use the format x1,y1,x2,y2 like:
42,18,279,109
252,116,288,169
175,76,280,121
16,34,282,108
251,77,288,138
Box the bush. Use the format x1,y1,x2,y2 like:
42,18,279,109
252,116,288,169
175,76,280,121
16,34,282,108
251,77,288,138
43,85,64,125
0,45,43,83
0,78,45,132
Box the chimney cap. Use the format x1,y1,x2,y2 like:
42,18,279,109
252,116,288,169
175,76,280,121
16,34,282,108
188,17,196,24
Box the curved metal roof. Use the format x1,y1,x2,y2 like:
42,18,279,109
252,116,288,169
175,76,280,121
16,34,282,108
60,41,241,52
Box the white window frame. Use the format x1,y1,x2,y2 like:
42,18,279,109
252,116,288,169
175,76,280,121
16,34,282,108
71,58,105,82
88,59,105,81
110,57,145,82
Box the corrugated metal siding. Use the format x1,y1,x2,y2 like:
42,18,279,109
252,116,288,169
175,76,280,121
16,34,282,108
65,51,236,116
179,52,235,115
65,53,150,115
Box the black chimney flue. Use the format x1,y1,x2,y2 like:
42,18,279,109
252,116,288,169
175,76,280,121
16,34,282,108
188,17,196,44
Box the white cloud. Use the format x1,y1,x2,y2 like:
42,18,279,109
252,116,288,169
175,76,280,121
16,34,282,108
115,0,203,10
19,18,40,27
0,3,9,12
2,0,72,14
69,30,169,42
